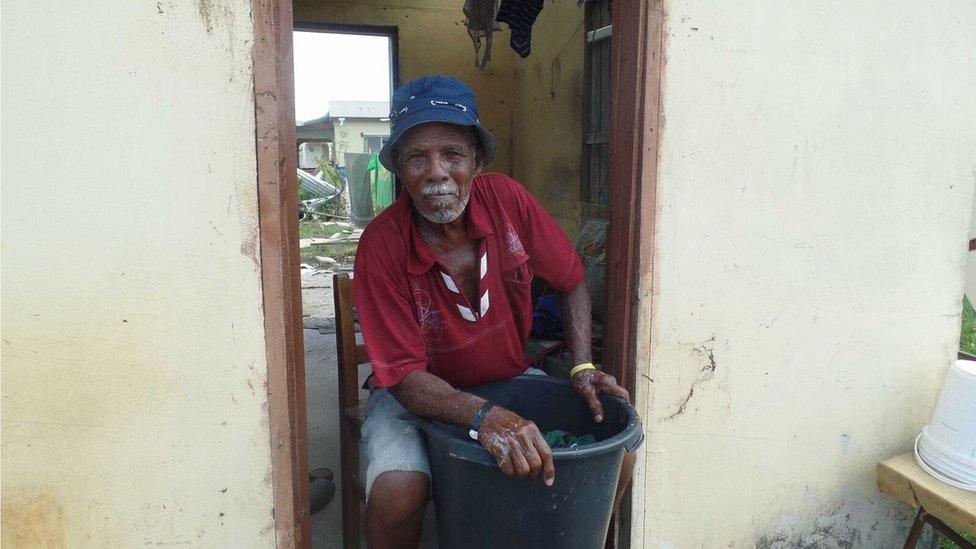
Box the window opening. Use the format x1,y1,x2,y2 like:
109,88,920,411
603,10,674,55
293,28,394,279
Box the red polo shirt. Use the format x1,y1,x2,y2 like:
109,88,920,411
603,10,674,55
353,172,585,389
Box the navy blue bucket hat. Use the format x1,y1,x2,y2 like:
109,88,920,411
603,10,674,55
379,75,496,172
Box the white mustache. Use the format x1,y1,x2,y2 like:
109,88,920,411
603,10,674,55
421,183,459,198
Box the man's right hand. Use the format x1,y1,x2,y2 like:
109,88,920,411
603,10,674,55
478,407,555,486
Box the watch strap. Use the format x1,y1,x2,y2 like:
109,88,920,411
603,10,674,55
468,402,495,440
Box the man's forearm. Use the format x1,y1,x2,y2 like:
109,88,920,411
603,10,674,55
557,281,592,367
389,370,486,428
392,369,556,483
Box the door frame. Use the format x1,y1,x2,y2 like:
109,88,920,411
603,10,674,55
252,0,310,546
602,1,664,545
251,0,662,546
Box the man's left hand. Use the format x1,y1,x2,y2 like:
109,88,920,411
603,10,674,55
572,369,629,423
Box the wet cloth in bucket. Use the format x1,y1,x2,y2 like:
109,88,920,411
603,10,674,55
543,429,596,449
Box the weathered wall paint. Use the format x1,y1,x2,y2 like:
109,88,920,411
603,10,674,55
966,203,976,301
509,1,585,236
633,2,976,546
1,2,275,546
294,0,519,177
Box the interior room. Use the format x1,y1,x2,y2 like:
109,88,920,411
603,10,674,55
290,1,625,546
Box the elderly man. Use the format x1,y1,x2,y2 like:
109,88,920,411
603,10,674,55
354,75,636,548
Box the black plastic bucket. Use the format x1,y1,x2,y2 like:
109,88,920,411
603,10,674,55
419,375,643,549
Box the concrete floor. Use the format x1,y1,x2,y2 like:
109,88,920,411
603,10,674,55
305,326,344,548
301,269,346,548
302,273,437,548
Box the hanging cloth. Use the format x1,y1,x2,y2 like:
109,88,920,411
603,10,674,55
366,152,394,210
495,0,545,58
345,152,375,228
463,0,502,69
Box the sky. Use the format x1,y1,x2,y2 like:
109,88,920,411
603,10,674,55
293,31,392,123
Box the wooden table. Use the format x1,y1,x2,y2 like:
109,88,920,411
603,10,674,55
877,452,976,548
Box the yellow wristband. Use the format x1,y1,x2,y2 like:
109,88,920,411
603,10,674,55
570,363,597,378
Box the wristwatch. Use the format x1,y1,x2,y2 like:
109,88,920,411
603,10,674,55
468,402,496,440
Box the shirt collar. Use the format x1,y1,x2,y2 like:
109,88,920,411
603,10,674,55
400,176,494,275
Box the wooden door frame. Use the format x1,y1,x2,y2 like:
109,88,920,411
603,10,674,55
595,0,664,546
252,0,662,546
252,0,311,546
603,3,662,395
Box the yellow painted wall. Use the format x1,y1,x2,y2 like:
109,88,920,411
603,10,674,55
632,1,976,546
509,2,586,235
295,0,519,176
1,2,275,546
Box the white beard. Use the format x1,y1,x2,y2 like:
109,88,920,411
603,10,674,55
419,192,470,224
418,181,470,224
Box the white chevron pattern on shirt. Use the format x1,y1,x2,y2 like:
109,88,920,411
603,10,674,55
457,304,477,322
440,271,460,294
440,253,491,322
480,290,490,316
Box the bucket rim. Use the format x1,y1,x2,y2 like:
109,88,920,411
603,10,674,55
914,432,976,492
917,441,976,484
418,375,643,464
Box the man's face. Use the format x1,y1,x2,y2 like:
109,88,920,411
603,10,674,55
396,122,483,225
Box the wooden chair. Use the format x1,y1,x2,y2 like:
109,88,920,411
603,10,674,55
333,273,369,549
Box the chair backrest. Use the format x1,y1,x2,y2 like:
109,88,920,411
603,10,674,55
333,273,370,411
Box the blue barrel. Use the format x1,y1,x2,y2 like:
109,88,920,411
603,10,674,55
419,375,643,549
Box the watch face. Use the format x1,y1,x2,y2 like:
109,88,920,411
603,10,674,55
469,429,479,440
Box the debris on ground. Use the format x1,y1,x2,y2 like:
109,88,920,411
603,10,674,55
299,220,358,278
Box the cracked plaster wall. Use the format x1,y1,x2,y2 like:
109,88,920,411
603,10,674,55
633,1,976,547
1,2,274,546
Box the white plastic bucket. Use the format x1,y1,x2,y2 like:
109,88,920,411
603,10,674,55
919,426,976,472
913,359,976,491
918,429,976,483
915,433,976,492
928,360,976,458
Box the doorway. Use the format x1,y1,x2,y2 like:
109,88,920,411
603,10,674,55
292,24,396,307
291,22,398,548
252,1,660,547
